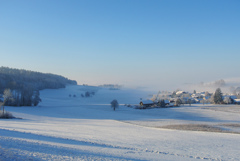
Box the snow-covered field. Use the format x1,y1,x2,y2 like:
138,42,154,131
1,85,240,161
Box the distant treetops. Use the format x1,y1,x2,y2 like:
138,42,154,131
0,66,77,107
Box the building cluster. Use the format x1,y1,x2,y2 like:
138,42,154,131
139,90,240,109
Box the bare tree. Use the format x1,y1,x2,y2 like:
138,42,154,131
111,99,119,111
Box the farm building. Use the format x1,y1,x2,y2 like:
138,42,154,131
140,100,154,107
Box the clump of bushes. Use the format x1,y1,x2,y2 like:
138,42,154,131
0,111,15,119
81,91,95,97
124,104,132,108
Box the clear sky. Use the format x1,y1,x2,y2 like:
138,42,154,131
0,0,239,91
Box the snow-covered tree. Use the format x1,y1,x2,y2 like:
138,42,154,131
223,97,231,104
175,98,182,106
2,89,14,114
205,91,211,97
150,95,157,102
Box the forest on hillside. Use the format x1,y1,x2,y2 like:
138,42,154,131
0,67,77,106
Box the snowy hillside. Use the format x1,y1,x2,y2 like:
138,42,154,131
1,85,240,161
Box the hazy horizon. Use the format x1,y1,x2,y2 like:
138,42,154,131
1,0,239,92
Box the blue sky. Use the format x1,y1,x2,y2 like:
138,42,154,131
0,0,239,91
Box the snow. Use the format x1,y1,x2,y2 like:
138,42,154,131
234,99,240,103
176,91,186,95
1,85,240,160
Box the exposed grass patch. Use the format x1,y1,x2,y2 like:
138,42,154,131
159,124,240,134
219,123,240,128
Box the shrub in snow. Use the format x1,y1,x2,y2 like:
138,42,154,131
0,111,14,119
85,91,90,97
111,99,119,111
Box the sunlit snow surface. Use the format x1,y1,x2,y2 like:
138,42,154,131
1,85,240,161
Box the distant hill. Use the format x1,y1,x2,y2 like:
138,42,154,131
0,66,77,93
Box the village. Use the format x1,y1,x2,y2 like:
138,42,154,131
135,88,240,109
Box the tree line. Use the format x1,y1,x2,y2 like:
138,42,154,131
0,66,77,106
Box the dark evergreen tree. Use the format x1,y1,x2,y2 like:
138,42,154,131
213,88,223,104
32,91,42,106
159,99,166,107
21,87,34,106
